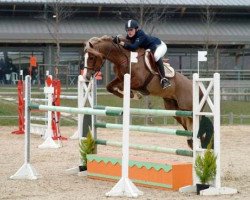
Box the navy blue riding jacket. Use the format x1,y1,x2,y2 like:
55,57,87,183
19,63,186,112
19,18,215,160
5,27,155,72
123,30,161,52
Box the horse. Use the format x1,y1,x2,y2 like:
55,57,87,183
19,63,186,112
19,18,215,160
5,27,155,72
83,35,196,148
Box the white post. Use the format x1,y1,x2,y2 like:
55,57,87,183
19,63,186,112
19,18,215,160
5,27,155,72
70,75,84,139
70,52,94,140
192,73,201,185
213,73,221,188
20,70,23,81
106,74,143,198
70,75,93,139
10,75,39,180
38,75,60,149
179,73,201,193
66,75,94,174
91,77,97,141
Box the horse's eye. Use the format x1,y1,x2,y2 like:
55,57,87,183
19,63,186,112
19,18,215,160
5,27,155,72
89,57,93,60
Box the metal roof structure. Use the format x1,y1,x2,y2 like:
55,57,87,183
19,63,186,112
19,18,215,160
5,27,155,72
0,1,249,46
0,17,249,45
0,0,250,7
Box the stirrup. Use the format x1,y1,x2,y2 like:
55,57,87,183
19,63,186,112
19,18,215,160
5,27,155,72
161,78,171,89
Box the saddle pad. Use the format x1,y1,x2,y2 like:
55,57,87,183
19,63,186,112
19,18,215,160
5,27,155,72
164,63,175,78
145,50,175,78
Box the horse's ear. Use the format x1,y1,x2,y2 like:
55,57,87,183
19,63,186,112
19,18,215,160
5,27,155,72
89,42,94,48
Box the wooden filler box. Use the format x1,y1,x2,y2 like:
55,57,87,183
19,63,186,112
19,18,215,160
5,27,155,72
87,154,192,190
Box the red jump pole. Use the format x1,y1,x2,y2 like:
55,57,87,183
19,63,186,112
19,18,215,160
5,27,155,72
12,80,25,134
52,79,67,140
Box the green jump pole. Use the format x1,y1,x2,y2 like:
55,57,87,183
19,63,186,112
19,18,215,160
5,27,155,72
29,104,122,116
95,105,192,117
96,139,193,157
95,122,193,137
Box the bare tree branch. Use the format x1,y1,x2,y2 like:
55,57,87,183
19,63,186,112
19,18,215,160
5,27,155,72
122,0,170,35
43,0,77,78
201,6,219,72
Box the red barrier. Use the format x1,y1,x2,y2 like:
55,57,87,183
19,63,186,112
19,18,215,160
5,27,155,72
12,80,25,134
12,77,67,140
52,79,67,140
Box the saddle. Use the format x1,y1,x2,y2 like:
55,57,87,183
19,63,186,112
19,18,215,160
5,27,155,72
144,50,175,78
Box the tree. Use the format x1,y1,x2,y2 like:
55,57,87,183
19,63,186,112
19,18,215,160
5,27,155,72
201,6,219,74
120,0,171,35
45,0,75,78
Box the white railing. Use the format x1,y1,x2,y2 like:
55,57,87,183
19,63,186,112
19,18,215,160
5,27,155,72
176,69,250,80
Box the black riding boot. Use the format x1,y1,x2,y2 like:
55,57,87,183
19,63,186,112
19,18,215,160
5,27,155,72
156,59,171,89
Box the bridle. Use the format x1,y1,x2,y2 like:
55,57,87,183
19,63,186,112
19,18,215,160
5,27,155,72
83,38,130,76
83,45,111,77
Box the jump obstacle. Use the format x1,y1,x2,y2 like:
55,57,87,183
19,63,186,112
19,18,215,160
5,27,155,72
10,70,237,197
12,72,62,140
11,71,92,147
85,72,237,197
78,51,236,195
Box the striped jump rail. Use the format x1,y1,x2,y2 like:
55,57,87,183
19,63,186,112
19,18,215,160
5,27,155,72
95,122,193,137
96,139,193,157
95,105,193,117
29,104,123,117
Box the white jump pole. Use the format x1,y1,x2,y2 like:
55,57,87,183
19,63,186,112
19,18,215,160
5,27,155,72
10,75,39,180
106,74,143,198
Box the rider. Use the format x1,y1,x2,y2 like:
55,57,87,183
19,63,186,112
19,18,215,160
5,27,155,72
114,19,171,89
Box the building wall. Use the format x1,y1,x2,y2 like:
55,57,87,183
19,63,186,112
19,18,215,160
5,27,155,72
0,3,249,86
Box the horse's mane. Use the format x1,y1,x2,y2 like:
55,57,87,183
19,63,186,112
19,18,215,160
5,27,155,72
85,35,127,49
84,35,145,58
85,35,113,48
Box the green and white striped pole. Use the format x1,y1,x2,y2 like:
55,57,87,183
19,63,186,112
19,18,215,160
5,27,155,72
95,122,192,137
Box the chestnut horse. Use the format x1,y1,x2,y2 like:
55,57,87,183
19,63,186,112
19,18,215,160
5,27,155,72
84,35,195,148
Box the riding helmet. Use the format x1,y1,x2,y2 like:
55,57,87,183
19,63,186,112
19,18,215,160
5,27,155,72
125,19,139,30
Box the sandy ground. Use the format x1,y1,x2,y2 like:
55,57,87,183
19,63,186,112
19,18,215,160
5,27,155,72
0,125,249,200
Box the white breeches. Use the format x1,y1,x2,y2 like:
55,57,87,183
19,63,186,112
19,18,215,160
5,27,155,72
154,41,167,62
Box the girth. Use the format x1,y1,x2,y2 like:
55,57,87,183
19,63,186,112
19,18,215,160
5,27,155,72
135,51,156,94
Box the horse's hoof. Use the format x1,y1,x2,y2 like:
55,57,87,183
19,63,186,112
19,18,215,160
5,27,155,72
187,139,193,149
132,92,142,100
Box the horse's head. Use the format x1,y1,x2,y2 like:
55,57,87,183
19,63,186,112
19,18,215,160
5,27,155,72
83,42,104,80
83,36,114,80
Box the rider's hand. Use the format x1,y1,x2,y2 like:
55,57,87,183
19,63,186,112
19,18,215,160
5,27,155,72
113,36,120,44
119,41,125,46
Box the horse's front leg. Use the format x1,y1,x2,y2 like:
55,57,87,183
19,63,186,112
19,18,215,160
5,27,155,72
106,77,124,98
106,77,142,100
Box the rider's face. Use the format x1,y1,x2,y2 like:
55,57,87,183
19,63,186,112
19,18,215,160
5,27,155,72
127,28,136,38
